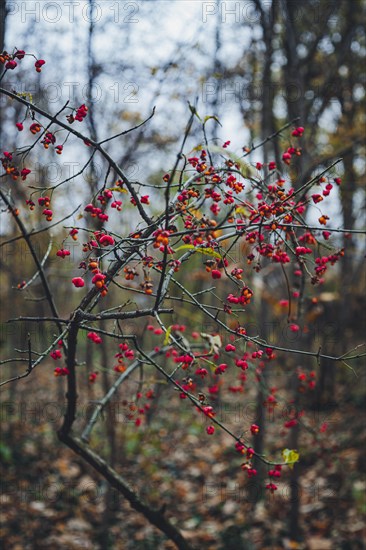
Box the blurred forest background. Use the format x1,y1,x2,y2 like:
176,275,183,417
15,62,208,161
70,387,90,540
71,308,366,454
0,1,365,549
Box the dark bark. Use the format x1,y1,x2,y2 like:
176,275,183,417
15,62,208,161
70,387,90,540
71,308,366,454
0,0,7,56
97,335,118,549
58,433,195,550
248,285,271,506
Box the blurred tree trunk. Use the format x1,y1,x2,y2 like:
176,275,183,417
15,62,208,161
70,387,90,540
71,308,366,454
0,0,7,54
254,0,278,165
249,283,270,507
0,0,8,152
98,334,118,549
210,0,222,145
84,4,118,546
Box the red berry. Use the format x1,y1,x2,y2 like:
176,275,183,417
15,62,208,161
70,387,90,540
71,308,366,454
211,269,221,279
225,344,236,352
72,277,85,288
5,60,17,70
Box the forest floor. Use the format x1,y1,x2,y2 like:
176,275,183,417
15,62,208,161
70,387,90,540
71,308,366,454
1,363,365,550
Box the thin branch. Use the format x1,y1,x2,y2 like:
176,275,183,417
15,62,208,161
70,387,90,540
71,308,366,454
241,117,300,159
0,188,63,334
169,274,363,365
0,87,152,225
0,327,69,387
57,433,194,550
0,203,81,247
136,345,296,467
0,358,29,365
17,238,53,291
154,108,195,309
81,346,168,442
76,307,173,322
22,100,70,161
98,107,156,145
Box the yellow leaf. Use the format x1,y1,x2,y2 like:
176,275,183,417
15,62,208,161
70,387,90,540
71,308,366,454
190,209,202,220
17,91,33,103
163,326,172,346
282,448,300,469
203,115,222,126
175,245,222,259
109,187,127,193
235,206,250,217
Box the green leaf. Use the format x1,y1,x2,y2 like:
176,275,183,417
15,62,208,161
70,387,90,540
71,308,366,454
0,442,12,463
200,357,218,370
187,102,202,121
